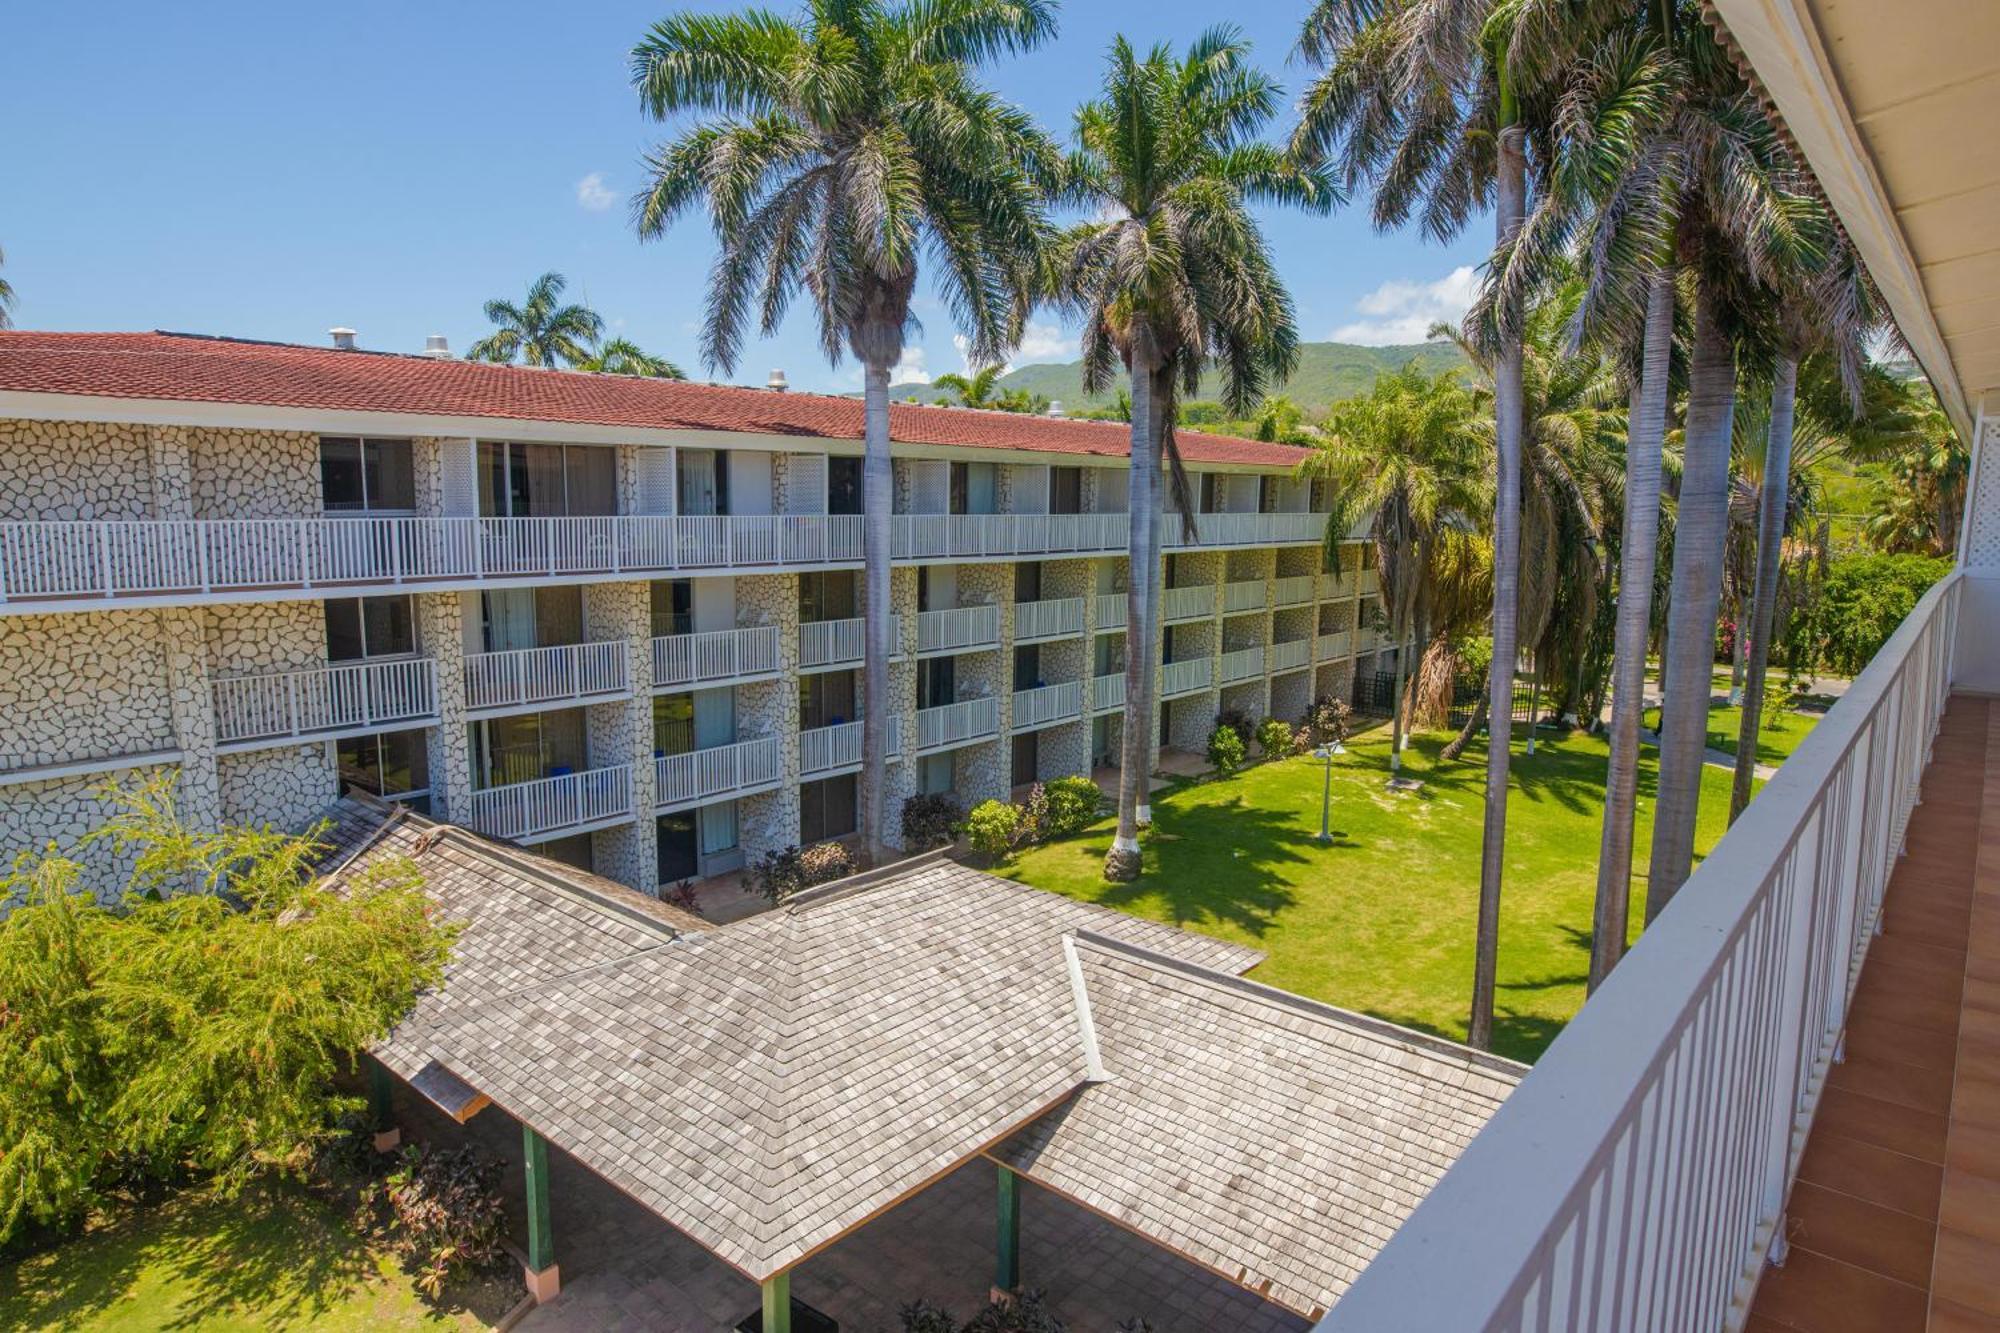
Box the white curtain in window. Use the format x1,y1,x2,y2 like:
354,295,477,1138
484,588,538,652
679,450,719,516
699,800,739,855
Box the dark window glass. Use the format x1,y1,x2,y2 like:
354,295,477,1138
799,571,856,623
363,596,416,657
918,656,955,711
654,694,695,756
1013,645,1040,692
1050,467,1082,515
337,727,429,797
917,567,931,613
363,439,415,510
799,671,856,729
949,462,969,515
800,775,858,843
478,441,508,517
336,732,379,791
652,581,693,638
1200,473,1219,513
658,812,698,881
320,438,365,511
1013,561,1042,603
325,599,365,662
566,447,617,516
828,457,863,515
541,833,596,874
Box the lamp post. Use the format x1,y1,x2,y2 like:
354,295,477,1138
1314,739,1345,844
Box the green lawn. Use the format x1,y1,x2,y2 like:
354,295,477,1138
1642,698,1824,765
0,1184,512,1333
1000,724,1742,1064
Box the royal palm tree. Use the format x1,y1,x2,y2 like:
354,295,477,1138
0,245,15,330
467,271,605,368
1052,27,1332,881
581,337,686,379
1867,382,1967,556
629,1,1056,862
933,365,1005,409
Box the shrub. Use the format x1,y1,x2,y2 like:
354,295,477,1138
901,793,964,850
964,800,1021,862
1037,775,1103,839
752,840,855,904
662,878,701,914
1256,717,1295,759
1016,783,1051,847
1305,695,1352,747
1207,724,1246,776
378,1142,506,1297
900,1290,1067,1332
1796,553,1951,677
1215,707,1256,746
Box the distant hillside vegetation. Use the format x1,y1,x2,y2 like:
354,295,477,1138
895,340,1470,413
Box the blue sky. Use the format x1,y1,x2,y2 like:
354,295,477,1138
3,1,1492,394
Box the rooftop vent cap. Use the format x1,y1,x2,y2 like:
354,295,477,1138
767,369,789,392
329,327,358,351
421,334,452,359
1046,400,1066,418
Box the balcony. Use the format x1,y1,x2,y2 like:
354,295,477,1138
1162,584,1216,624
211,657,439,752
1094,591,1128,633
1161,657,1211,699
1218,646,1264,685
465,763,635,844
1315,630,1352,661
651,625,781,690
1091,672,1125,714
1011,680,1085,733
654,735,783,812
1012,597,1085,644
1272,575,1316,609
1358,567,1380,597
916,695,1000,753
1221,580,1268,615
1316,571,1354,601
916,604,1001,656
1320,574,1965,1331
463,641,628,719
1269,638,1310,674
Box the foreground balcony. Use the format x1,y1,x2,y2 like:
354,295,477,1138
916,695,1000,753
465,763,635,844
1161,657,1211,699
0,511,1333,613
916,604,1001,656
1094,591,1128,633
463,641,629,719
1315,630,1352,661
1013,596,1085,644
1218,645,1265,685
799,717,904,778
651,625,781,690
1162,584,1216,624
1272,574,1316,609
654,735,782,813
1012,680,1085,733
1269,637,1311,674
211,657,439,752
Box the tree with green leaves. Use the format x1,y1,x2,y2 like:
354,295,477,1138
580,336,686,378
0,777,452,1243
934,364,1005,409
466,271,605,368
1867,381,1967,557
1051,26,1332,881
629,0,1057,861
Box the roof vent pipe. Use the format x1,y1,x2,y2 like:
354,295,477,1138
329,327,358,351
422,334,452,359
1046,400,1066,418
767,369,789,392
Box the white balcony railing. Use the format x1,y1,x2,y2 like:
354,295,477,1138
1315,630,1352,661
211,657,438,747
1219,645,1264,684
1161,657,1211,698
1323,573,1963,1332
0,512,1335,612
1222,580,1268,615
916,604,1001,655
1094,591,1128,631
799,617,865,671
654,735,781,810
1162,584,1216,623
463,641,628,715
1358,567,1380,597
1091,672,1125,713
799,718,904,777
1269,638,1311,673
1013,596,1085,643
651,625,780,689
916,695,1000,752
1317,570,1356,601
466,764,635,842
1272,575,1316,608
1012,680,1085,731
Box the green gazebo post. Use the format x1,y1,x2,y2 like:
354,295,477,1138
761,1271,792,1333
522,1125,561,1302
993,1163,1021,1303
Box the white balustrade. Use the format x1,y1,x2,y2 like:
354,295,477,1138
1273,575,1316,608
800,617,865,671
1013,597,1085,643
1222,580,1269,615
1161,657,1211,698
464,641,628,713
1091,673,1126,713
1167,510,1326,549
1323,574,1963,1333
1269,638,1310,673
466,764,635,842
916,695,1000,751
1011,680,1085,731
211,657,438,746
1094,592,1128,631
1162,584,1216,623
917,604,1001,655
651,625,780,688
1315,630,1352,661
654,735,781,809
1318,570,1357,601
1359,567,1380,597
1219,646,1264,684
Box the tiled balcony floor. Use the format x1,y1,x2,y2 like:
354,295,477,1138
1748,694,2000,1331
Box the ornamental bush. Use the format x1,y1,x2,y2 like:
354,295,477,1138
900,793,964,850
378,1142,507,1297
1305,695,1352,747
964,800,1021,863
1037,775,1103,839
1256,717,1295,759
752,840,856,904
1796,553,1951,677
1207,724,1246,776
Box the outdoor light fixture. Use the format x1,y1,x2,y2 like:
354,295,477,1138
1314,739,1346,845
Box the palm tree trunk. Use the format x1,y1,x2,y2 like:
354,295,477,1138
1728,612,1747,705
1589,269,1674,992
860,355,895,865
1387,559,1414,773
1525,657,1540,756
1441,668,1489,762
1106,352,1161,881
1469,114,1527,1051
1135,368,1169,826
1646,277,1737,919
1730,351,1798,823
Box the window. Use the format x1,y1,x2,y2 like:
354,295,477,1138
1199,473,1220,513
1094,635,1124,678
1013,645,1041,692
480,586,583,653
320,437,414,513
918,753,953,795
539,834,595,874
800,774,858,843
1050,466,1082,515
798,570,857,623
950,461,997,515
1013,561,1042,604
477,441,617,517
337,728,430,806
655,693,695,756
828,456,863,515
799,670,856,729
470,708,585,788
652,580,694,638
677,448,730,516
918,656,955,710
324,596,418,661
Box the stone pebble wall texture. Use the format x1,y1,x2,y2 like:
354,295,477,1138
583,580,658,891
219,744,336,834
205,600,327,675
0,420,157,521
878,567,920,852
0,611,177,768
735,574,802,868
0,772,144,905
190,428,320,519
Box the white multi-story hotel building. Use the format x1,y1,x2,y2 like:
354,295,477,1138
0,329,1392,897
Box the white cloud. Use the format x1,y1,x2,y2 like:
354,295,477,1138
953,321,1079,375
575,172,615,212
890,346,931,385
1331,266,1479,345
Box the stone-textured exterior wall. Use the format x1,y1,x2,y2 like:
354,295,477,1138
584,580,658,891
0,611,177,768
1036,719,1091,783
205,600,325,674
1270,668,1313,726
1167,694,1213,752
736,574,802,865
1221,679,1270,726
948,563,1011,806
417,593,473,823
1222,614,1268,654
159,607,220,832
0,419,155,521
190,428,320,520
879,568,920,851
219,744,335,833
1276,546,1319,579
0,773,143,904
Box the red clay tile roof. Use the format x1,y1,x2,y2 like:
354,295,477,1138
0,330,1311,469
